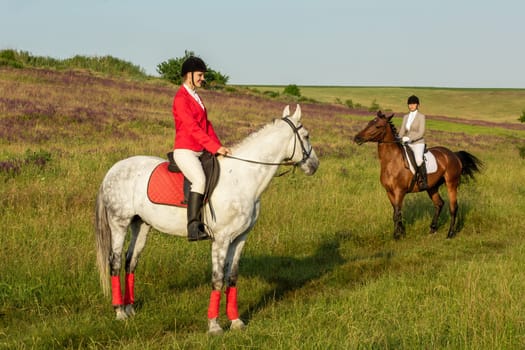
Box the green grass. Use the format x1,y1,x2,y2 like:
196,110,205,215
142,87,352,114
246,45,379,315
1,66,525,349
247,85,525,124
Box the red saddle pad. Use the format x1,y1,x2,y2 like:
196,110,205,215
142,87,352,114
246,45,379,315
147,162,187,207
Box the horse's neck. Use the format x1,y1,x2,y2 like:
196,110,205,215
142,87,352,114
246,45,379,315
221,124,290,198
378,127,403,164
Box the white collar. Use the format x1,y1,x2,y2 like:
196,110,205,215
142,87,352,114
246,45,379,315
183,84,204,110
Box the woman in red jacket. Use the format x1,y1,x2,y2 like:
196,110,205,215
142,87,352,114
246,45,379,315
172,56,231,241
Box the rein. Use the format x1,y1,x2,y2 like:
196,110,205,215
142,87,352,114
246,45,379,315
222,116,312,176
223,154,296,166
379,140,402,144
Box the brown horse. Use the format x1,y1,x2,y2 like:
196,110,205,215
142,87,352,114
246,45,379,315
354,111,482,239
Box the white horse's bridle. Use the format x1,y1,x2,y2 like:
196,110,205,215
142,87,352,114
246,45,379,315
224,116,313,167
281,116,313,165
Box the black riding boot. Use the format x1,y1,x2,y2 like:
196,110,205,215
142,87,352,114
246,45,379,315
417,165,428,190
187,192,210,242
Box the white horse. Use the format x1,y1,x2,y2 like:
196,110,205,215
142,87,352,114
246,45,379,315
95,105,319,334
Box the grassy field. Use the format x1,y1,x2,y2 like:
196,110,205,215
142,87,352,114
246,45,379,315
248,85,525,124
1,66,525,349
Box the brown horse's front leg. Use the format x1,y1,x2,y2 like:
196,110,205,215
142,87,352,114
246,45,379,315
387,191,406,240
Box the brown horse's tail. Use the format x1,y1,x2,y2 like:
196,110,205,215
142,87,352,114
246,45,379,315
95,185,111,298
455,151,483,182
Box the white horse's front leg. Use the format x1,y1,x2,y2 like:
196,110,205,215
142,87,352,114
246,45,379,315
208,317,223,335
224,204,258,331
115,306,128,320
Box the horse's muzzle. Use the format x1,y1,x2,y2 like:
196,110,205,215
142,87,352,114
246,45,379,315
301,154,319,175
354,135,365,145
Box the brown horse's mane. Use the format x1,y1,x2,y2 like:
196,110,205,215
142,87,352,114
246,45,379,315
388,119,399,138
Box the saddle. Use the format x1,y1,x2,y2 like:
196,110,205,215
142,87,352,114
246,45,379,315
147,151,220,208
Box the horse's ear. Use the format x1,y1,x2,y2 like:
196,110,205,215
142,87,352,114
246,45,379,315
282,105,290,118
387,114,395,121
290,104,302,121
376,110,385,118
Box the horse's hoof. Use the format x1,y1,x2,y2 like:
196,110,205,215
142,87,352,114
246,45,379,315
447,231,456,239
230,318,246,331
115,307,128,320
124,304,136,317
393,231,405,240
208,318,223,336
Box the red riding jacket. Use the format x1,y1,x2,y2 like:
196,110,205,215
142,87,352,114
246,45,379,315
172,86,222,154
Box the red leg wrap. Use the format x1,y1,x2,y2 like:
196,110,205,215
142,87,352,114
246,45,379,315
123,273,135,305
111,275,123,306
225,287,239,320
207,290,221,319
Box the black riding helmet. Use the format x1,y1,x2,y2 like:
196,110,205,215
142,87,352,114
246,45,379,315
181,56,207,76
407,95,420,105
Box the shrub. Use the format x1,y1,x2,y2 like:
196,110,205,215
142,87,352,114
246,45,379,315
156,57,183,84
519,110,525,123
345,99,354,108
283,84,301,97
264,91,280,98
368,99,381,112
0,49,24,68
156,50,229,87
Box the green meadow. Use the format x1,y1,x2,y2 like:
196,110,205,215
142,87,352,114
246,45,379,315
1,65,525,349
250,85,525,124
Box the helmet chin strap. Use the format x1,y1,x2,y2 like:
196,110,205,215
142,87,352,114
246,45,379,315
189,72,205,89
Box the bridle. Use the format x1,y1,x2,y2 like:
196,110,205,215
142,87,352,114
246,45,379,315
370,118,402,145
281,116,313,165
224,116,313,169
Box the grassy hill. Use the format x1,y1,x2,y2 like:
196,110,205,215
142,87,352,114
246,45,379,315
1,65,524,348
249,85,525,124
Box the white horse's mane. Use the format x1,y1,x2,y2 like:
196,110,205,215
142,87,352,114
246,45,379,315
230,119,280,152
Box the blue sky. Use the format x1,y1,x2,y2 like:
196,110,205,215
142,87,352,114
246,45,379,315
1,0,524,88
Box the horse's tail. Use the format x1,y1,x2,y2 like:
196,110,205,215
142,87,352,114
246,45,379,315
455,151,483,182
95,185,111,297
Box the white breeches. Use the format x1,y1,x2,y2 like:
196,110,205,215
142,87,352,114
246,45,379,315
408,143,425,166
173,149,205,194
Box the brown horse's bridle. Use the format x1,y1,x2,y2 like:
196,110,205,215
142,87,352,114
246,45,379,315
375,119,402,145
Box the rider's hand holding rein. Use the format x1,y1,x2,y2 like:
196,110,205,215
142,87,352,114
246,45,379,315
216,146,231,156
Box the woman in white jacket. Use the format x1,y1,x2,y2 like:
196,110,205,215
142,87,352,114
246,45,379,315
398,95,427,190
